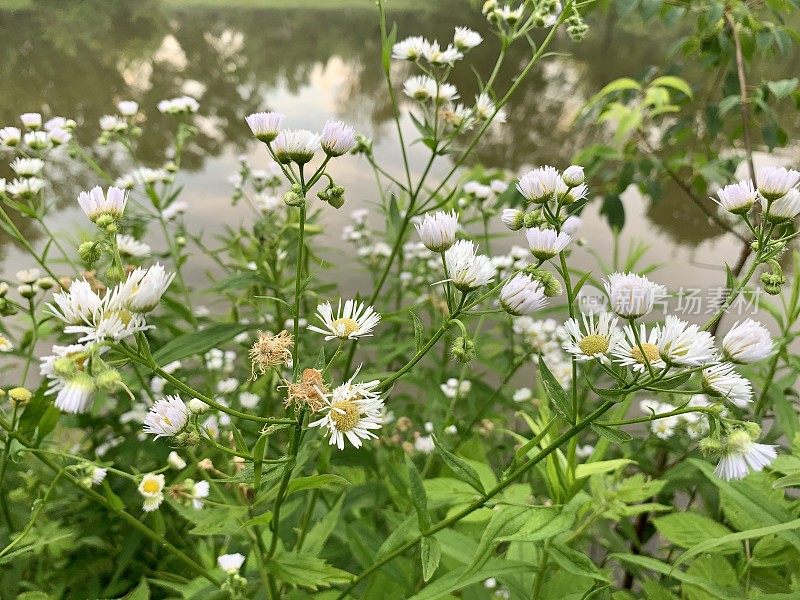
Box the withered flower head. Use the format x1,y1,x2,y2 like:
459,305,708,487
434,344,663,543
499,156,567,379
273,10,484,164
249,330,294,377
284,368,328,412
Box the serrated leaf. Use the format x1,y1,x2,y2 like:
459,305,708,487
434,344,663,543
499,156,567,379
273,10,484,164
267,552,352,590
539,354,573,423
435,445,485,494
549,543,608,581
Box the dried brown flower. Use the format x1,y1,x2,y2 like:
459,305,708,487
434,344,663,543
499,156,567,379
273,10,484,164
249,330,294,377
284,368,328,412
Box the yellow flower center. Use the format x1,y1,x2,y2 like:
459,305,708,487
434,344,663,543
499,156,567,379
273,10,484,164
329,400,360,432
578,334,609,355
332,318,359,337
142,479,161,494
631,343,660,364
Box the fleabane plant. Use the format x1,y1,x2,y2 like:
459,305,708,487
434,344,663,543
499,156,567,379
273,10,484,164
1,2,800,600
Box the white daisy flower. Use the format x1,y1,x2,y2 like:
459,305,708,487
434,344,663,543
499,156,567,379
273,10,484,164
20,112,42,129
500,273,547,316
320,119,356,157
190,480,210,509
603,272,667,319
23,131,50,150
143,395,189,439
116,234,151,258
0,334,13,352
47,127,71,145
138,473,165,512
453,26,483,50
762,188,800,222
403,75,436,102
273,129,320,164
722,319,772,363
217,553,245,574
7,177,45,197
414,210,459,252
118,101,139,116
612,323,665,373
656,315,718,367
309,374,385,450
525,227,572,260
757,166,800,200
157,96,199,115
239,391,260,409
714,179,756,215
46,280,103,325
246,111,284,142
77,186,127,223
702,362,752,408
16,268,40,284
516,166,566,203
714,430,777,481
561,215,583,236
162,200,188,220
0,126,21,146
90,467,107,486
99,114,127,132
40,344,97,414
422,41,463,65
10,157,44,177
474,93,507,123
559,311,623,363
115,263,175,313
168,451,187,470
444,240,494,291
308,299,381,341
392,35,428,60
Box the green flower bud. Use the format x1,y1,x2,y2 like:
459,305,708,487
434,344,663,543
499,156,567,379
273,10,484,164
95,214,115,229
698,436,722,455
106,264,125,283
525,268,562,297
35,277,55,290
742,422,761,441
78,241,102,265
283,190,304,207
95,369,122,392
53,356,78,378
451,336,476,364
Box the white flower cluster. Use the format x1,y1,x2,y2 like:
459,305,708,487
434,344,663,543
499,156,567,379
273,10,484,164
245,111,357,162
515,317,572,387
342,209,392,267
715,166,800,221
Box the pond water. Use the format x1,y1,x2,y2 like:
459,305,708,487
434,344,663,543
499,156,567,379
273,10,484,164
0,0,795,324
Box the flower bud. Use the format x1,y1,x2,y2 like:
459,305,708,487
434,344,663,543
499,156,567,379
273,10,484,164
501,208,524,231
95,369,122,392
562,165,585,187
17,284,36,299
525,267,563,297
8,387,32,405
35,277,55,290
698,436,722,455
450,336,476,364
188,398,210,414
742,422,762,441
0,282,7,297
79,241,102,264
283,189,304,207
105,264,125,283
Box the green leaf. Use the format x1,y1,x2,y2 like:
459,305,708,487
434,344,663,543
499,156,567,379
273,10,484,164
406,455,431,532
153,322,255,364
420,536,441,582
240,511,273,530
591,424,633,444
610,554,743,599
16,594,52,600
435,445,485,494
652,513,737,553
691,459,800,552
574,459,634,479
407,559,531,600
252,434,268,491
103,481,125,512
650,76,693,98
411,312,424,352
673,518,800,570
466,506,529,573
767,78,798,99
120,579,150,600
549,544,608,581
585,77,642,108
302,494,345,557
287,474,349,496
539,354,573,423
267,552,352,590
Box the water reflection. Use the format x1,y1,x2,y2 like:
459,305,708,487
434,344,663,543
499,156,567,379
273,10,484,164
0,0,776,291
